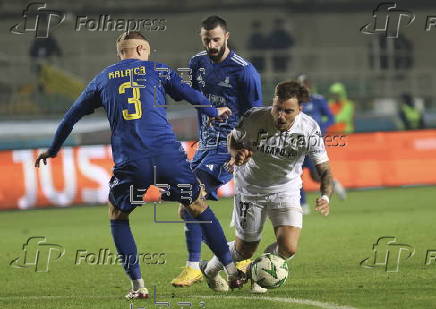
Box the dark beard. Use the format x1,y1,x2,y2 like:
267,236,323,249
207,42,227,62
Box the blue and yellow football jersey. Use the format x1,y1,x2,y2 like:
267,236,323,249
189,50,263,150
48,58,218,165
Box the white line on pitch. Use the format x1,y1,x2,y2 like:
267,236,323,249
193,295,359,309
0,294,358,309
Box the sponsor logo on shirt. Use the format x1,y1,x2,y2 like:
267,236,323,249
252,130,306,158
218,76,232,88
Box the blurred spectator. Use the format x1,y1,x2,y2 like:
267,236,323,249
327,82,355,134
267,18,295,72
369,34,388,70
29,34,62,61
394,34,413,70
369,34,413,71
246,20,268,72
29,34,63,95
399,93,424,130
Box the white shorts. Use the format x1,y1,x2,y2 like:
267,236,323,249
231,192,303,242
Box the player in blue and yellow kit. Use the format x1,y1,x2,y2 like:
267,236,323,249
297,74,346,214
35,31,248,299
171,16,263,289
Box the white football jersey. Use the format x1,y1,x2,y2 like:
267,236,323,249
232,107,329,195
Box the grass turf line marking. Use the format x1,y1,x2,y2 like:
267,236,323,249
193,295,358,309
0,295,358,308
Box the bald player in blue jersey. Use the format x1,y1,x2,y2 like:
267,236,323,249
297,74,346,214
171,16,263,290
35,31,248,299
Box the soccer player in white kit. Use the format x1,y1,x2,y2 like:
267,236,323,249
201,80,333,293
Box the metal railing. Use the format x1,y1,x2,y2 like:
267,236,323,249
1,47,435,118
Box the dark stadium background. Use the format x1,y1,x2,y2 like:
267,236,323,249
0,1,435,308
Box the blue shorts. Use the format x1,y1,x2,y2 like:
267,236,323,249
109,150,201,213
191,146,233,201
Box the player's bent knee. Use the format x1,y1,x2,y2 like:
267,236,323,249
279,243,298,259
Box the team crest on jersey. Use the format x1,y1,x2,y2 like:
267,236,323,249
218,76,232,88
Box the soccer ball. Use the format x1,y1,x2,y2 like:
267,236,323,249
250,253,289,289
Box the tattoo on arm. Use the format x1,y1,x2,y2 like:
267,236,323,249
316,161,333,197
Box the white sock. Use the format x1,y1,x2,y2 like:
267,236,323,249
186,261,200,270
228,241,245,261
225,262,238,277
264,242,295,261
131,278,144,290
204,256,222,278
205,241,243,278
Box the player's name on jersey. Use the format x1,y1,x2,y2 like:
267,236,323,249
249,131,311,158
254,142,299,158
108,66,146,79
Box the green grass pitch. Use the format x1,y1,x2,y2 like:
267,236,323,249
1,187,435,309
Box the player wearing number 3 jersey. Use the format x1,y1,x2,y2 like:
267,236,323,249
35,31,248,299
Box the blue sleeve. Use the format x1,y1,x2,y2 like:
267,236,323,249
319,97,335,133
239,64,263,113
48,77,101,156
161,65,218,118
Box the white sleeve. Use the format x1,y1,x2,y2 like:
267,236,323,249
307,125,329,165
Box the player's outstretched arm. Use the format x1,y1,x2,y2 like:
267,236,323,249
35,150,55,167
162,66,232,119
35,79,101,168
314,161,333,216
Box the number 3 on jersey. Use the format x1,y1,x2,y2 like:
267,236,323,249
119,82,142,120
